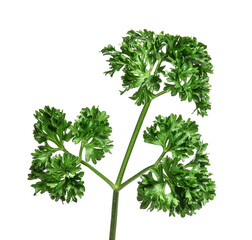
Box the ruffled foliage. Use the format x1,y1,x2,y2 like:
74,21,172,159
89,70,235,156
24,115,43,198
144,114,201,158
33,106,72,148
29,153,85,203
29,106,113,203
70,106,113,164
138,114,215,216
137,143,216,217
101,29,213,116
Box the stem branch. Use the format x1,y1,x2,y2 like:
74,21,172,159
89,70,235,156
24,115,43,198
118,151,166,190
80,160,115,189
62,146,114,189
118,164,154,190
153,90,167,99
109,101,152,240
115,101,151,186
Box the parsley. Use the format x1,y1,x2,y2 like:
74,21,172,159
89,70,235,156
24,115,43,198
138,130,215,217
70,106,113,164
143,114,201,158
101,29,213,116
28,106,114,203
28,30,216,240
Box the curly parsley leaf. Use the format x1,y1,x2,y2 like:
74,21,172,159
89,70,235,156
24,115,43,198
70,106,113,164
29,143,58,171
29,105,114,203
143,114,201,158
30,106,85,203
137,142,216,217
101,29,213,116
33,106,72,148
29,153,85,203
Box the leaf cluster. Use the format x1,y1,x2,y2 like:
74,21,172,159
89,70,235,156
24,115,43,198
29,153,85,203
33,106,72,148
101,29,213,116
143,114,201,158
28,106,113,203
70,106,113,164
138,115,216,216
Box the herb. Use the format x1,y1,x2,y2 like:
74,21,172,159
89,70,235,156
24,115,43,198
138,118,215,217
101,29,213,116
28,30,216,240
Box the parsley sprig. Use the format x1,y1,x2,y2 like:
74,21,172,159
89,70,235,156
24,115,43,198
101,29,213,116
28,106,114,203
138,119,215,217
28,30,215,240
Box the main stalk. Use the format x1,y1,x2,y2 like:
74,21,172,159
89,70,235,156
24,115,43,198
109,190,119,240
109,101,151,240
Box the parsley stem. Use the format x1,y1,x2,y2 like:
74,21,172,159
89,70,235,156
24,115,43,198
80,160,115,189
63,147,115,189
118,151,166,190
118,165,154,190
115,101,151,186
109,101,151,240
153,90,167,99
154,151,166,166
154,59,162,74
109,190,119,240
77,143,84,164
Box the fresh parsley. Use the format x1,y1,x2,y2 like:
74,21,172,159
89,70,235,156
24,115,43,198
101,29,213,116
28,29,216,240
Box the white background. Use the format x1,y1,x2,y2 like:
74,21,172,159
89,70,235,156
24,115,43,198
1,0,251,239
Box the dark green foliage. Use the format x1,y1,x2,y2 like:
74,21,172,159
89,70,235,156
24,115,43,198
29,153,85,203
70,106,113,164
33,106,72,148
30,143,58,171
29,31,216,236
101,29,213,116
143,114,201,158
29,105,113,203
137,142,216,217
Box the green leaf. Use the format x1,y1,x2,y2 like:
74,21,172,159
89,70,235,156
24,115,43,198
70,106,113,164
29,143,57,175
143,114,201,158
137,165,179,214
137,143,216,217
29,153,85,203
33,106,72,148
102,29,213,116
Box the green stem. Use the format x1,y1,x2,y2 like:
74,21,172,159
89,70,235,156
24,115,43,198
154,151,166,166
118,151,166,190
80,160,115,189
154,59,162,74
108,101,151,240
153,90,167,99
62,147,115,189
77,143,84,164
115,101,151,186
118,164,154,190
109,190,119,240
